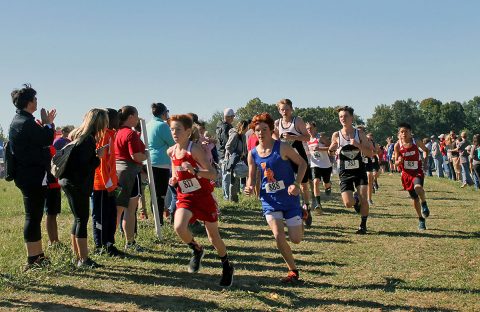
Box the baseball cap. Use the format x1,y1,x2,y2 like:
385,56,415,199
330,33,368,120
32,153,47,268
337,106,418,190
438,134,445,139
430,135,435,139
224,108,235,117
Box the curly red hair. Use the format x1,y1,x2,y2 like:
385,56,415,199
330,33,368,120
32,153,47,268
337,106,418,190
250,113,275,131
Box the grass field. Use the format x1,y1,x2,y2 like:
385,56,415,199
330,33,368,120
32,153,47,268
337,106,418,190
0,173,478,311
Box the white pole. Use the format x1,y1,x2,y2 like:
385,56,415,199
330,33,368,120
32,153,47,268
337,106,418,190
140,118,162,239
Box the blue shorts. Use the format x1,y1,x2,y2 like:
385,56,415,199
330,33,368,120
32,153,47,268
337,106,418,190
261,199,302,220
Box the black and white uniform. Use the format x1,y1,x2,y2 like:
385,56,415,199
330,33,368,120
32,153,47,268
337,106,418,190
307,134,332,183
337,129,368,193
277,117,312,183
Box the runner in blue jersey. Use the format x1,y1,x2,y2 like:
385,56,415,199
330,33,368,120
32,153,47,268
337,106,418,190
245,113,307,284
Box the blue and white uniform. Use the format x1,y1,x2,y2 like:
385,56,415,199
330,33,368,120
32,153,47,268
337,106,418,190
251,140,302,220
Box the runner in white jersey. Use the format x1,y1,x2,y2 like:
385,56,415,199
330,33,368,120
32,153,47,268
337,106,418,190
273,99,313,228
306,122,332,211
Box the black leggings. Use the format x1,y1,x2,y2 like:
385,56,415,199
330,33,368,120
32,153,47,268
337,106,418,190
152,167,170,222
63,184,90,238
21,186,47,242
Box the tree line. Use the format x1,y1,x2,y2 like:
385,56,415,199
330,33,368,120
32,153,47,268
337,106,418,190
205,96,480,146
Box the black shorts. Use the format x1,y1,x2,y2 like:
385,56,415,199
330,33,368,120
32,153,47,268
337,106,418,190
339,173,368,193
44,187,61,215
364,160,374,172
290,161,312,183
130,174,141,198
311,166,332,184
372,161,380,172
407,177,424,199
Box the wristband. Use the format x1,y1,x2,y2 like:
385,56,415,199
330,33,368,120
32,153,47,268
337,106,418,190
193,167,200,175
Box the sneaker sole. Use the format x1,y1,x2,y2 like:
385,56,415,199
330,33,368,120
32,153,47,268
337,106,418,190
220,267,234,287
188,250,205,274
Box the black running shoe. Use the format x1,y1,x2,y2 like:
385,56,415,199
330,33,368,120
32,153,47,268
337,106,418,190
421,202,430,218
325,188,332,196
303,205,312,228
106,245,125,257
188,247,205,273
220,264,234,287
355,226,367,235
77,258,101,269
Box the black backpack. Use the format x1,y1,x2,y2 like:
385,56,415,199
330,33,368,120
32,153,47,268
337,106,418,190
4,141,16,182
51,140,77,178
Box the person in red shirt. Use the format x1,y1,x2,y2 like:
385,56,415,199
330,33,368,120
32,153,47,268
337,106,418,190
45,146,61,246
91,108,122,256
168,114,234,287
394,122,431,231
115,106,146,252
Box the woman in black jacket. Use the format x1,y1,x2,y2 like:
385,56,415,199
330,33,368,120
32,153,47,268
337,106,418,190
8,84,56,270
60,108,108,268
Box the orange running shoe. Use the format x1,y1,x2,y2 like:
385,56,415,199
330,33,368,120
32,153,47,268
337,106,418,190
281,270,299,284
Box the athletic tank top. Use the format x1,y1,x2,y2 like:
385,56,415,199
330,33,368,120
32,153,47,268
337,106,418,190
398,139,423,175
307,134,331,168
251,140,299,208
171,141,214,198
277,117,308,161
337,129,365,177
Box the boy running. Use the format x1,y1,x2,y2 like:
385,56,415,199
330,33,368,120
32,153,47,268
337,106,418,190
394,123,431,230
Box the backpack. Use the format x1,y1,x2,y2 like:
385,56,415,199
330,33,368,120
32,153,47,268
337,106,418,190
3,141,16,182
51,140,77,178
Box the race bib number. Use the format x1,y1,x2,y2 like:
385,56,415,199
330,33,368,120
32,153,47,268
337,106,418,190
179,178,201,193
345,160,359,170
363,157,369,164
404,160,418,170
265,180,286,193
313,151,322,158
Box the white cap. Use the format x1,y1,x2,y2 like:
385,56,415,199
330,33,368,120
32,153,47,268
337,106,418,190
224,108,235,117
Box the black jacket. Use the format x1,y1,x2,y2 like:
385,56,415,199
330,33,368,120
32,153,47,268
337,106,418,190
60,135,100,193
8,110,54,189
216,121,232,160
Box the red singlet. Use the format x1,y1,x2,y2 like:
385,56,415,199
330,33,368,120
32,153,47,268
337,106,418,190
398,139,424,191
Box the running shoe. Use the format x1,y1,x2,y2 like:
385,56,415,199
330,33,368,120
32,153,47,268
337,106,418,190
353,193,361,213
106,245,125,257
124,241,144,253
355,226,367,235
23,256,50,272
188,247,205,273
418,219,426,231
421,202,430,218
314,202,323,212
219,264,235,287
374,180,379,190
77,258,101,269
325,188,332,196
368,199,374,206
303,205,312,228
280,270,300,284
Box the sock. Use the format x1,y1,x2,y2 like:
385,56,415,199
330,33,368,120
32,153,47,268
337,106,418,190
360,216,368,228
188,239,202,252
421,201,427,206
27,253,44,264
315,196,321,204
220,254,230,269
419,217,425,222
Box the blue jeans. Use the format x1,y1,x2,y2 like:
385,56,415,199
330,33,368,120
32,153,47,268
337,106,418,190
222,161,232,200
461,161,474,185
165,185,177,215
442,156,452,179
426,156,433,176
434,158,444,178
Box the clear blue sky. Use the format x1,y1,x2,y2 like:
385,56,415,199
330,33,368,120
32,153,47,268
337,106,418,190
1,0,479,131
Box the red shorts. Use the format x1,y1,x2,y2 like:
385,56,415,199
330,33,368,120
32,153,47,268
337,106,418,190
401,171,424,191
176,193,219,224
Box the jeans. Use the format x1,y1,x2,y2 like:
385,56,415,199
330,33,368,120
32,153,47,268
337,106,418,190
434,158,444,178
221,161,232,200
461,161,474,185
165,185,177,215
473,164,480,190
426,156,433,176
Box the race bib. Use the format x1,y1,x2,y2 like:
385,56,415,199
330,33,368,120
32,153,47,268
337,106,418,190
404,160,418,170
345,160,359,170
363,157,369,164
179,178,201,193
313,151,322,158
265,180,286,193
372,157,376,163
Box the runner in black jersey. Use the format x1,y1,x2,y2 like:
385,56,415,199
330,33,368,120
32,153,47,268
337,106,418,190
329,106,373,234
273,99,313,228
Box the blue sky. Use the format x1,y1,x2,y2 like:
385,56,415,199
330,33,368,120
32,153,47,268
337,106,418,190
1,0,479,131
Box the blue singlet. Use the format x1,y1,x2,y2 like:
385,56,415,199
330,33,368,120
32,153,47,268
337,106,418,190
251,140,302,218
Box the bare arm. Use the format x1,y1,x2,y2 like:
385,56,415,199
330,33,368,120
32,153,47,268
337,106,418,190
245,151,257,195
187,143,217,180
272,119,280,140
328,132,339,153
394,142,402,166
416,139,429,159
280,142,307,185
357,131,374,157
132,152,147,163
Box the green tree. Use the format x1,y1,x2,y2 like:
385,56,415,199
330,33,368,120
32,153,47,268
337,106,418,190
366,104,395,144
205,111,224,137
463,96,480,135
235,98,280,121
419,98,444,135
440,101,466,132
0,125,6,142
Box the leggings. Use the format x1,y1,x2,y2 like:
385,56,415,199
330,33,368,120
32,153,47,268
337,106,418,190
20,186,47,242
152,167,170,223
91,190,117,247
63,184,90,238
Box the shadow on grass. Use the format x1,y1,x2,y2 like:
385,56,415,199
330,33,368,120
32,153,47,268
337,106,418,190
376,230,477,239
0,299,97,311
25,284,222,311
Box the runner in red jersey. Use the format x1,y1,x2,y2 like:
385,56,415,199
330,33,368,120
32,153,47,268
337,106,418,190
167,114,234,287
394,122,431,230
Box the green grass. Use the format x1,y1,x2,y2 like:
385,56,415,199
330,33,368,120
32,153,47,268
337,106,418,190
0,173,478,311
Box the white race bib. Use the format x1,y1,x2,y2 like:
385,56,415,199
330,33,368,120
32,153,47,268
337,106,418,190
372,157,376,163
179,178,201,193
313,151,322,158
404,160,418,170
363,157,369,164
345,160,359,170
265,180,286,193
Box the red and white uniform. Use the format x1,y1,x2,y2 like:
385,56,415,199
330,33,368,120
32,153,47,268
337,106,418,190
171,141,218,223
398,139,424,191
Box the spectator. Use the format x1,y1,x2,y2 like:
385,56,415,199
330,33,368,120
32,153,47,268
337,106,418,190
431,135,444,178
224,120,249,202
470,134,480,190
53,126,72,150
60,108,108,268
458,131,474,187
146,103,175,225
8,84,56,270
216,108,235,200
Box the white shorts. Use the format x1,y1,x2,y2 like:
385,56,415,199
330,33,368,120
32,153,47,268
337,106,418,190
265,211,303,227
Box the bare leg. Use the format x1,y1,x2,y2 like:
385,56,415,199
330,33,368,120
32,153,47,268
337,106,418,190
123,196,139,243
26,241,43,257
46,214,59,244
204,221,227,257
358,185,369,217
71,234,79,259
267,218,296,270
76,238,89,261
341,190,355,208
173,208,195,244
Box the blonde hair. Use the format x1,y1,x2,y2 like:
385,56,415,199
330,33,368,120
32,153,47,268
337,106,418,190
70,108,109,144
276,98,293,109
